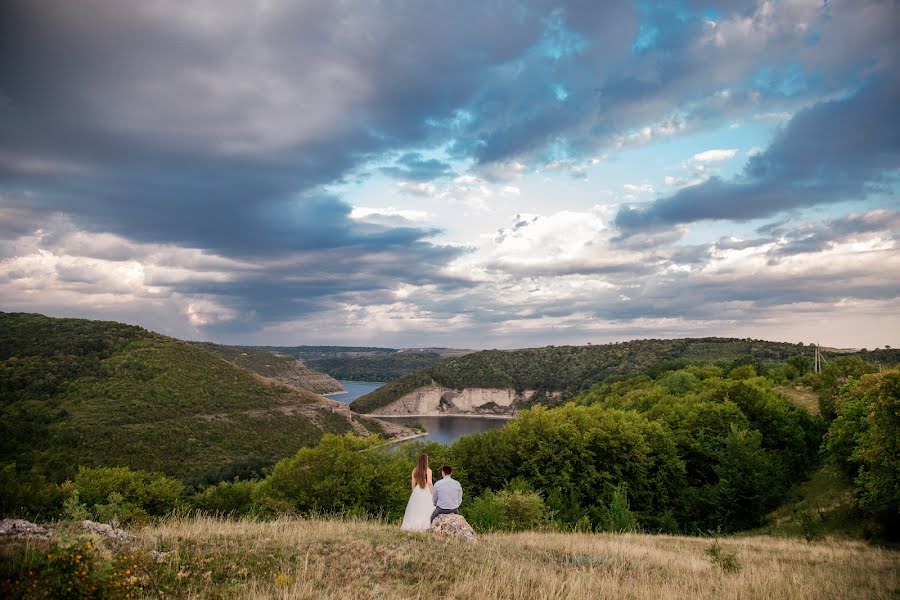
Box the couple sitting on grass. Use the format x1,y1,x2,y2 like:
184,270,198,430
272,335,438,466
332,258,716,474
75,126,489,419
400,453,462,532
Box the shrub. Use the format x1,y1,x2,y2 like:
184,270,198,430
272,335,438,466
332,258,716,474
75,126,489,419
69,466,183,523
705,539,741,573
727,365,756,380
191,480,257,516
464,484,548,532
0,536,150,599
0,463,63,519
594,483,639,533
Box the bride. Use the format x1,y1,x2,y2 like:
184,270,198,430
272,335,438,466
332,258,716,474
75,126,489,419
400,453,435,531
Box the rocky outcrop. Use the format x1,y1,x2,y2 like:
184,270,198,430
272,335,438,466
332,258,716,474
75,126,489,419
0,518,49,539
81,520,132,542
429,514,477,543
367,385,542,416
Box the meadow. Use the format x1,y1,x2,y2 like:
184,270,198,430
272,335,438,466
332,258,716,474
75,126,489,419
5,515,897,599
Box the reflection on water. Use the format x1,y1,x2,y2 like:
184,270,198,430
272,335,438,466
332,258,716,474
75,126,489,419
329,380,511,444
328,381,384,403
380,415,510,445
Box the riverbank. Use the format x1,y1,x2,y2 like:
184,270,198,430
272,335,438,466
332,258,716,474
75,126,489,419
362,413,515,420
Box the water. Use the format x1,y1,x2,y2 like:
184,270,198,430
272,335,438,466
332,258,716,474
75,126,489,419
328,380,384,403
380,415,509,445
329,380,510,444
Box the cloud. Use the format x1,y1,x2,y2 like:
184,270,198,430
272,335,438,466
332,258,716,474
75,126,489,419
691,149,738,162
616,74,900,231
0,0,898,346
380,153,455,181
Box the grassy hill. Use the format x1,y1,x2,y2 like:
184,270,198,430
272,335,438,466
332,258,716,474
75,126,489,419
190,342,344,394
351,337,821,413
0,312,395,483
3,516,897,599
263,345,462,381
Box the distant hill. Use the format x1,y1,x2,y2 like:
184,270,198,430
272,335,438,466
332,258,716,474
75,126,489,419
350,337,884,414
260,345,470,382
0,312,401,483
190,342,344,394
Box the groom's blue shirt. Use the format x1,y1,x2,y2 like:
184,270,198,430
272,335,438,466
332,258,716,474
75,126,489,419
432,476,462,509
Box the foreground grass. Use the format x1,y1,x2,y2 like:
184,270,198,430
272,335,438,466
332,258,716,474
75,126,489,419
103,516,898,599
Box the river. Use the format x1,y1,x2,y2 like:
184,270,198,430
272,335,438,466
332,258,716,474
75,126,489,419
329,380,509,444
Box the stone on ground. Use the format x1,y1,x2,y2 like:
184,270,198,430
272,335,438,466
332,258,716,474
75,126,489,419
0,518,49,539
429,514,477,543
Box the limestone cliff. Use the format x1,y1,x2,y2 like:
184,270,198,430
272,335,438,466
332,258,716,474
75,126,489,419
364,385,546,416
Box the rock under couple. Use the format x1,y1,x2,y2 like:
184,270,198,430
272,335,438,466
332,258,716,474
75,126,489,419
400,454,462,532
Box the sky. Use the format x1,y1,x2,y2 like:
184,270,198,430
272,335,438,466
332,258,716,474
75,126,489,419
0,0,898,349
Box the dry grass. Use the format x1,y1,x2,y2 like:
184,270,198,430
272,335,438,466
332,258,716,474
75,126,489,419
134,516,899,599
774,384,820,415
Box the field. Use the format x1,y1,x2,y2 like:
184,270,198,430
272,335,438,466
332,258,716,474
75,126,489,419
10,516,894,599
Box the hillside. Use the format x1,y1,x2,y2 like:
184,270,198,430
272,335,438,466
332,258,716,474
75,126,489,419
3,516,897,599
351,337,822,414
0,312,405,483
190,342,344,394
262,345,465,381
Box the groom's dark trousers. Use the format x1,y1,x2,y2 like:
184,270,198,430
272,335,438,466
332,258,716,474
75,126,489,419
430,506,459,522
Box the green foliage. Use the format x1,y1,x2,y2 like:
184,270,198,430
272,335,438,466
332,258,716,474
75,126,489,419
565,364,822,532
69,466,183,523
252,434,414,521
464,485,549,532
0,536,150,599
0,463,63,519
823,371,900,538
351,337,825,413
727,364,756,380
259,345,455,381
814,356,880,420
595,483,639,533
190,480,257,515
705,539,741,573
191,342,344,393
0,312,360,482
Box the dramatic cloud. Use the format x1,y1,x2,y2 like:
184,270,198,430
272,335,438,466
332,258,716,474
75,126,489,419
616,74,900,231
1,0,897,346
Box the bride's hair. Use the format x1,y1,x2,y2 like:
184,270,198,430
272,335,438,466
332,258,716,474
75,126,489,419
413,453,429,488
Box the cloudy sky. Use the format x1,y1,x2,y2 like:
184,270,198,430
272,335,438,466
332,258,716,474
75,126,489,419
1,0,898,349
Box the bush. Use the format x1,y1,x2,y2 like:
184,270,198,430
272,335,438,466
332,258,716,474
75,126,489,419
0,536,150,599
593,483,639,533
727,365,756,380
191,480,257,516
0,463,63,519
464,483,548,532
705,539,741,573
69,466,183,523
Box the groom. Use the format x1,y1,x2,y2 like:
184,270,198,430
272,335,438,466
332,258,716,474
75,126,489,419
430,464,463,522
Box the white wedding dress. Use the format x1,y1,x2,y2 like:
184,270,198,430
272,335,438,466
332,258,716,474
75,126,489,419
400,483,435,531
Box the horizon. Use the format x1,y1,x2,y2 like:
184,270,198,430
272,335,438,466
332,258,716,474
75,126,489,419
1,1,898,348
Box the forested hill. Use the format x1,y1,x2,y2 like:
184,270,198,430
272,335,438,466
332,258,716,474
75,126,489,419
190,342,344,394
0,312,391,483
259,345,467,382
350,337,895,413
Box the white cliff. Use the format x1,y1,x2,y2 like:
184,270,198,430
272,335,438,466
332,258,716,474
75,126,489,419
366,385,549,416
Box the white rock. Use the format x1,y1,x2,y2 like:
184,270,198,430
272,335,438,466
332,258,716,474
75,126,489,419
429,514,477,543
